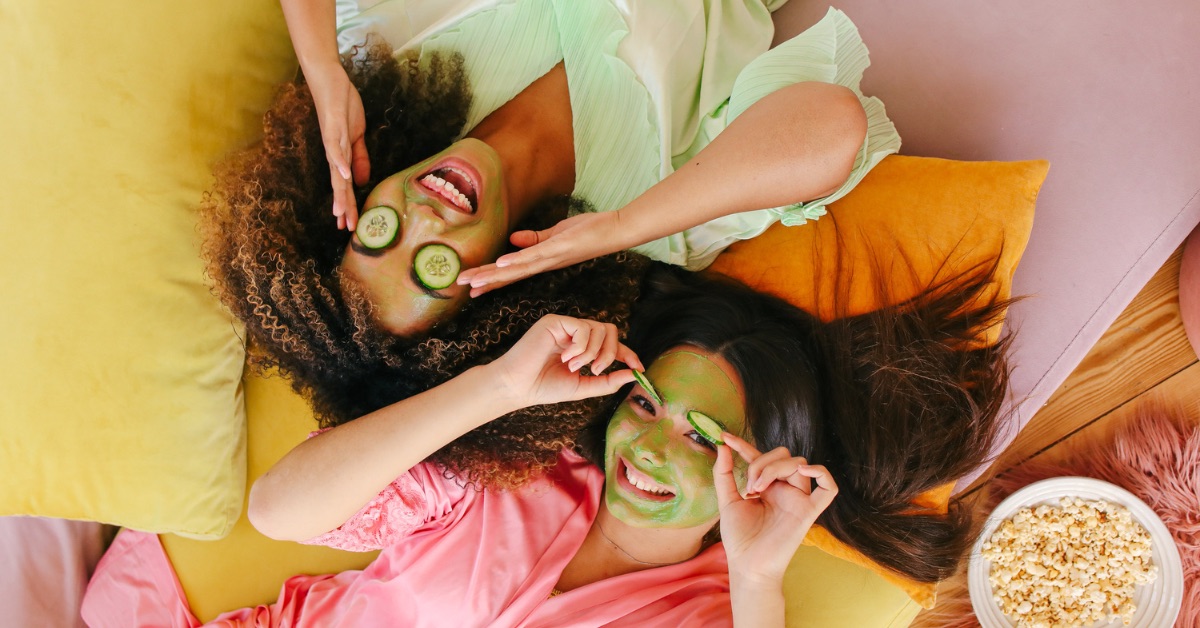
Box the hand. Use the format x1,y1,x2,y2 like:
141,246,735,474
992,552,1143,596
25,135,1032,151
307,62,370,231
456,211,628,297
714,433,838,584
490,315,644,409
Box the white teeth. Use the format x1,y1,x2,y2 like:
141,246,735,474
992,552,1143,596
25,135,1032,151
624,464,672,496
420,174,474,212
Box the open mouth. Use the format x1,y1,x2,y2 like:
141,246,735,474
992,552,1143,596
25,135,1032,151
617,457,676,502
419,166,479,214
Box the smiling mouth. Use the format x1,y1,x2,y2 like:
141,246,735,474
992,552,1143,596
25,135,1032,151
419,166,478,214
617,458,676,502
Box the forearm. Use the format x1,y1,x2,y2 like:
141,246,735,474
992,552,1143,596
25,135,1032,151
279,0,343,77
249,364,521,541
730,572,786,628
616,82,867,248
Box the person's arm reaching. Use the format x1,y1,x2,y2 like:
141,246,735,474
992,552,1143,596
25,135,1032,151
248,315,641,542
279,0,370,230
457,81,868,295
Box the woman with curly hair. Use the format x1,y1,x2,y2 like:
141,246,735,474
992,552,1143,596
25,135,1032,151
83,264,1012,625
204,0,897,486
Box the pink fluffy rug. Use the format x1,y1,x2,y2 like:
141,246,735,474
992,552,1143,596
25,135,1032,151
914,403,1200,627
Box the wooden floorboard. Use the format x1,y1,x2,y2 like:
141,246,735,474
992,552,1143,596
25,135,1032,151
915,245,1199,624
978,248,1195,486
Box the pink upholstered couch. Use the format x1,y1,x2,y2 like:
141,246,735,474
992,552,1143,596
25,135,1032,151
777,1,1200,485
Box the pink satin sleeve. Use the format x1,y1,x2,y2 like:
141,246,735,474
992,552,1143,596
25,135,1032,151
301,460,470,552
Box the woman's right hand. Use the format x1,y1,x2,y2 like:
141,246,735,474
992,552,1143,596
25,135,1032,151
306,62,370,231
491,315,643,410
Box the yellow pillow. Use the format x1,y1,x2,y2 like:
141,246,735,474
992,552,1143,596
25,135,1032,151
710,154,1049,612
166,155,1047,625
0,1,296,538
162,371,379,621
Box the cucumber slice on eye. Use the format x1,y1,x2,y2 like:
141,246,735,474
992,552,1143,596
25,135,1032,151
414,243,461,290
631,370,663,406
686,411,726,445
356,206,400,249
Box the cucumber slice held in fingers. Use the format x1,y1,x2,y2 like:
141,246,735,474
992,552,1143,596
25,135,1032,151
414,243,461,290
631,370,663,406
686,411,726,445
355,206,400,249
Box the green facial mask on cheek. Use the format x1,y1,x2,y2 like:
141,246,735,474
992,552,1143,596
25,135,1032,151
603,350,748,528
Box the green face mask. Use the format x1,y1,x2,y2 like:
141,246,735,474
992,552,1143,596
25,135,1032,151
603,349,748,528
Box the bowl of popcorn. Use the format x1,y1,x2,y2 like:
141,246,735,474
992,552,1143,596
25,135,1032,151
968,477,1183,628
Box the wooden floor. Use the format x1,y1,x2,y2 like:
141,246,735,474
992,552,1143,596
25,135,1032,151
916,246,1200,621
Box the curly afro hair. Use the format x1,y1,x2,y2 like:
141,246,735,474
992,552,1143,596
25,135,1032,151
201,43,650,488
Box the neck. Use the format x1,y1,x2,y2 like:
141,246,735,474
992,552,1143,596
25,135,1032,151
466,63,575,232
590,501,708,569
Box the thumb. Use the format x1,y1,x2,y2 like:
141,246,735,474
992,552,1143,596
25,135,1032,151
568,369,636,401
713,444,742,511
510,229,549,249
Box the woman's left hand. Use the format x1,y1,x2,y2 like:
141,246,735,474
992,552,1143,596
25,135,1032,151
456,211,628,297
714,433,838,584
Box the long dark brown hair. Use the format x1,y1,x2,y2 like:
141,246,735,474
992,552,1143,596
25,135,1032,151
201,44,650,487
581,262,1012,583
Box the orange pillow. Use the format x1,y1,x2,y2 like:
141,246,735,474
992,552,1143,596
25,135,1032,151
709,154,1049,608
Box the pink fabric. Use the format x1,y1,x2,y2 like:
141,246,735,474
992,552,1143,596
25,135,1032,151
0,517,110,628
772,2,1200,488
82,451,732,627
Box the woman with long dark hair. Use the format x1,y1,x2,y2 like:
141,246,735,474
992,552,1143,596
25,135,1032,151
82,263,1011,625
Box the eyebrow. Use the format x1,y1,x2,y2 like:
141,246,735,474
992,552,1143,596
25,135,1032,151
409,266,452,300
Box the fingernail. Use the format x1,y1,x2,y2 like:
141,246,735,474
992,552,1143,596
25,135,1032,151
338,165,351,179
495,259,510,268
471,280,489,288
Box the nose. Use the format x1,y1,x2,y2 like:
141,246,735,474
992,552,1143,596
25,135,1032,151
631,418,671,467
406,202,448,233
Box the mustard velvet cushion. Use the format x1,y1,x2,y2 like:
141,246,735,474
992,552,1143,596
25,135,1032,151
0,1,296,538
164,155,1047,626
710,154,1048,618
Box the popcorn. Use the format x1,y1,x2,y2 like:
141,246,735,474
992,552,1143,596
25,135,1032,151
981,497,1157,627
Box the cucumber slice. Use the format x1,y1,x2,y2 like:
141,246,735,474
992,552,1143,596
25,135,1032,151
631,370,663,406
414,243,461,290
686,411,726,445
356,206,400,249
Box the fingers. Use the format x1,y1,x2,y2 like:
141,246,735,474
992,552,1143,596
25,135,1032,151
571,368,637,400
560,324,591,369
591,324,620,373
509,229,548,249
328,152,357,231
721,432,763,465
457,255,549,297
350,136,371,186
712,445,742,511
745,447,796,494
749,456,812,495
616,344,645,372
795,464,839,510
540,316,639,375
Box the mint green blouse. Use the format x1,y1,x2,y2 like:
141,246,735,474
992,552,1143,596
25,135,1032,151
336,0,900,269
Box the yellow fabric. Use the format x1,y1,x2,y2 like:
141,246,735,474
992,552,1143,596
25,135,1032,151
162,371,379,622
0,0,296,538
709,154,1049,610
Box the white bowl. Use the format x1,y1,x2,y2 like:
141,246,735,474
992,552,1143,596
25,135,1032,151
968,476,1183,628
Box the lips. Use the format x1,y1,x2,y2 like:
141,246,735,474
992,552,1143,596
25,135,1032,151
418,163,479,214
617,457,676,502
